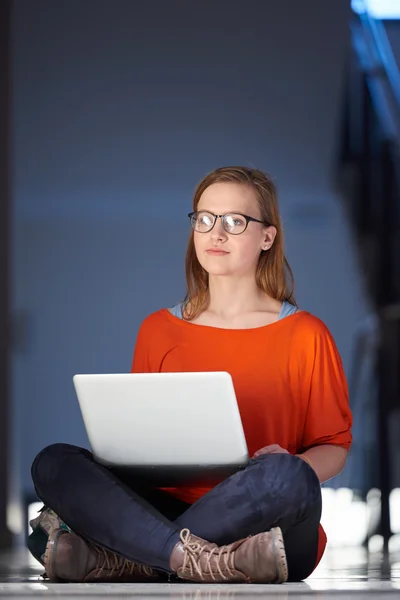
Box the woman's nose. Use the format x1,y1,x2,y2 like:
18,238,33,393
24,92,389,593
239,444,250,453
210,217,227,240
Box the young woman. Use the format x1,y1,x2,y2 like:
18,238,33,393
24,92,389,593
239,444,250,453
30,166,352,584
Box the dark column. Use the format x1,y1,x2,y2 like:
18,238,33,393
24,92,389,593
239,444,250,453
0,0,12,550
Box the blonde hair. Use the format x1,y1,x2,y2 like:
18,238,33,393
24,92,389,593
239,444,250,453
183,166,295,320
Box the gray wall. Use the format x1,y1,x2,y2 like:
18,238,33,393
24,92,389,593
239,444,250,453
12,0,351,219
11,0,362,512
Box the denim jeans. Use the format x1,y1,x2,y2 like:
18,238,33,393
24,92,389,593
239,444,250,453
31,443,322,581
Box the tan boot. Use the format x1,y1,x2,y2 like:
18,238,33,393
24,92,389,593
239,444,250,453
44,529,164,583
28,506,72,567
170,527,288,583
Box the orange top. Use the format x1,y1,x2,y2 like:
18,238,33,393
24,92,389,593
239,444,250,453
131,307,352,504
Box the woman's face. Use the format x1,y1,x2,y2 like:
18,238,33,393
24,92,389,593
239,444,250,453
194,182,276,278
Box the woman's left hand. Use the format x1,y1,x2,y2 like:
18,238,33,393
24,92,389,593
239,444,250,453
253,444,289,458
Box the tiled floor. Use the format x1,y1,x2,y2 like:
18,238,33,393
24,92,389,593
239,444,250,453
0,547,399,599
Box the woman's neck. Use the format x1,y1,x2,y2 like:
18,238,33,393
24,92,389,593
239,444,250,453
206,275,282,320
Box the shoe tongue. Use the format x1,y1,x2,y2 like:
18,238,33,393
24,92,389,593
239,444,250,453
189,534,218,550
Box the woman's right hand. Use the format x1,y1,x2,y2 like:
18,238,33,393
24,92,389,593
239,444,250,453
253,444,289,458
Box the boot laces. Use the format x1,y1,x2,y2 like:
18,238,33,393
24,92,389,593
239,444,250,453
90,543,154,579
179,528,236,581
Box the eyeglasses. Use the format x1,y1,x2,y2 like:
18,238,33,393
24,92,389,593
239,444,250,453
188,211,267,235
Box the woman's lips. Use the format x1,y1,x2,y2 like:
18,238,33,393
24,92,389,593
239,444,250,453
206,249,230,256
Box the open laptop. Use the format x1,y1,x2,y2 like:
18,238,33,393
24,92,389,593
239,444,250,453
73,372,249,486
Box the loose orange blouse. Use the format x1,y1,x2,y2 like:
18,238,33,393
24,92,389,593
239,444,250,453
131,307,352,570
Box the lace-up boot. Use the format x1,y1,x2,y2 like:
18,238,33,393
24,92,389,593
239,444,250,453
170,527,288,583
44,529,163,582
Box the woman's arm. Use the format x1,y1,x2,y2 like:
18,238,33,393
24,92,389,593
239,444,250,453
297,444,348,483
298,317,352,480
253,443,348,484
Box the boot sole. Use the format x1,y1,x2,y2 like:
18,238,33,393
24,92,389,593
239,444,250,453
44,528,67,582
271,527,288,584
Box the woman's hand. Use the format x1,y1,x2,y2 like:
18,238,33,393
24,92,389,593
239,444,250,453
253,444,289,458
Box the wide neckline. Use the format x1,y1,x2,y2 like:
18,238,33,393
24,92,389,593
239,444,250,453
162,306,305,333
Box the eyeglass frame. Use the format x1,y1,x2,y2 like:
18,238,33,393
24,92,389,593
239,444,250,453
188,211,268,235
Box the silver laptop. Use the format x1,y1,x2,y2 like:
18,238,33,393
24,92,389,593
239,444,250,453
73,372,249,485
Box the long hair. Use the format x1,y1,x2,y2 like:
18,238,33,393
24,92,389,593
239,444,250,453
183,166,296,320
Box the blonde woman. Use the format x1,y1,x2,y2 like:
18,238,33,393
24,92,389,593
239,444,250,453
30,167,352,584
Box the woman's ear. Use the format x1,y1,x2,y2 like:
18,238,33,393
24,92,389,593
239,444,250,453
261,226,277,251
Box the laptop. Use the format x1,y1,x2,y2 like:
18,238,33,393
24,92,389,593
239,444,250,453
73,372,249,486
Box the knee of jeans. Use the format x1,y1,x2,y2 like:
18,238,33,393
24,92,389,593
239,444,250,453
259,453,322,508
289,454,322,507
31,443,80,489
